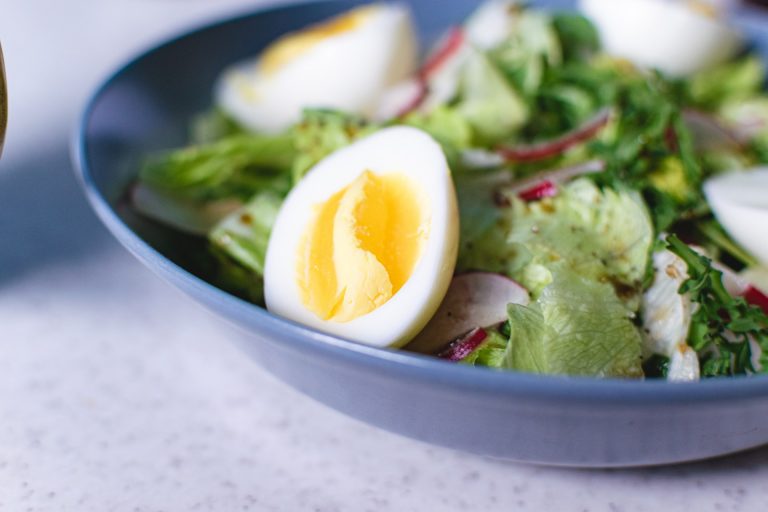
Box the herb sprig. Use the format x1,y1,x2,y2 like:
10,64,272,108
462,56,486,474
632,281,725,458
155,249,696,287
666,234,768,376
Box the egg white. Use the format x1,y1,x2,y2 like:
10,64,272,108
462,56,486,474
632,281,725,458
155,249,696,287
464,0,517,50
264,126,459,347
580,0,742,77
215,3,418,134
704,168,768,267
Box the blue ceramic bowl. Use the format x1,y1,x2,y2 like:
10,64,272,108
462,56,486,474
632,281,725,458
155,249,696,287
73,0,768,466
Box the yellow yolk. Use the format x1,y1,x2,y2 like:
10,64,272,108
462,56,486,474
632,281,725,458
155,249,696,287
259,5,377,75
685,0,719,19
297,170,429,322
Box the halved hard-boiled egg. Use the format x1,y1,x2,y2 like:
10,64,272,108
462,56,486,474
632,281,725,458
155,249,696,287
704,168,768,267
215,3,418,133
264,127,459,347
580,0,742,77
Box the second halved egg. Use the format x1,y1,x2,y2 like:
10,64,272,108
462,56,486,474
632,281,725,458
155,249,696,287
215,3,418,133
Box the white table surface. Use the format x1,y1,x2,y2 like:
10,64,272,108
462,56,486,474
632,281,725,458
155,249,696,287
2,1,768,510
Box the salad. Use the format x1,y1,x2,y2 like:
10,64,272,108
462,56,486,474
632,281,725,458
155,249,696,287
132,0,768,381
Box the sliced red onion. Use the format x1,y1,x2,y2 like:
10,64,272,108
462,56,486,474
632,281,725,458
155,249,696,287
518,180,558,201
497,108,612,162
505,159,606,198
437,328,488,361
395,81,428,119
381,27,466,119
405,271,529,355
723,102,768,142
420,26,466,81
374,78,427,121
682,109,743,152
664,124,679,152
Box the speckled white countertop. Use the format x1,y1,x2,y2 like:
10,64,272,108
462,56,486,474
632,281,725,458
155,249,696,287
2,1,768,510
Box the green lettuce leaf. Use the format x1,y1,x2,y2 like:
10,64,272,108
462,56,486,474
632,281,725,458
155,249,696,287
402,106,473,169
504,267,644,377
131,182,242,235
719,96,768,163
551,13,599,63
524,61,618,138
686,55,765,109
290,109,378,183
461,329,509,367
459,178,653,303
488,11,562,98
189,108,248,144
206,191,283,305
209,192,282,277
457,48,529,145
454,171,505,247
140,132,295,201
209,247,266,305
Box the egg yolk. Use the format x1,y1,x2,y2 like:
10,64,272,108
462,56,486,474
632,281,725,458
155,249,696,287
259,5,377,75
685,0,719,19
297,170,429,322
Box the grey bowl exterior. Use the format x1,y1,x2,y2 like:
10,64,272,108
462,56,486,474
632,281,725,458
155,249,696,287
73,0,768,466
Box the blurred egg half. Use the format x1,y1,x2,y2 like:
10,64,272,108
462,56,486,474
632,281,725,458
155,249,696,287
704,168,768,267
580,0,742,77
264,127,459,347
215,3,418,133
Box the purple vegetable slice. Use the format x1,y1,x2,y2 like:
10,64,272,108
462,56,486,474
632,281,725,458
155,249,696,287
497,108,612,162
405,271,529,355
437,327,488,361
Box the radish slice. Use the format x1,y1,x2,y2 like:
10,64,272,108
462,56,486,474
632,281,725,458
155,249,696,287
497,108,612,162
437,328,488,361
710,261,768,314
518,180,557,201
405,271,529,354
741,267,768,296
717,262,750,297
131,183,242,235
745,286,768,315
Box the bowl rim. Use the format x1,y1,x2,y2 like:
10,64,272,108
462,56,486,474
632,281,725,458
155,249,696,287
71,0,768,405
